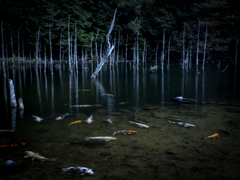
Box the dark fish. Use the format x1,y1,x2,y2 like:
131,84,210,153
220,129,232,134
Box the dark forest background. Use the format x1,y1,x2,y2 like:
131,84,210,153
0,0,239,63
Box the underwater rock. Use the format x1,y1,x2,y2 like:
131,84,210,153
231,120,240,126
95,109,108,116
144,106,159,110
110,112,122,116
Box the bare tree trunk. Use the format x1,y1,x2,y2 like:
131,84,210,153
133,40,136,65
74,23,78,72
35,32,38,69
143,38,146,64
95,28,99,64
167,35,171,65
6,45,8,66
18,29,20,65
117,30,120,63
60,28,62,63
68,15,72,73
182,23,185,69
100,43,102,60
37,27,40,61
9,79,17,107
50,25,53,75
1,22,4,63
29,50,31,63
196,20,200,69
145,45,147,65
91,37,93,61
11,31,14,64
190,42,192,68
91,9,117,78
22,41,24,62
137,31,139,71
235,39,239,68
161,29,165,69
82,47,84,69
126,34,128,63
202,26,208,71
44,45,46,73
155,43,158,66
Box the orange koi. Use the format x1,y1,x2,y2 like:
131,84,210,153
204,133,219,140
0,142,26,148
113,130,138,135
104,94,114,97
106,119,112,123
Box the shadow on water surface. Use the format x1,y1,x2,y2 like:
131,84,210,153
0,63,240,180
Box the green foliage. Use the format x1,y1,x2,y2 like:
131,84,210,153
0,0,239,60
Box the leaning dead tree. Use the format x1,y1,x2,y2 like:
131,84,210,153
90,9,117,78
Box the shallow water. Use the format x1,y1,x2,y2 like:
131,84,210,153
0,63,240,180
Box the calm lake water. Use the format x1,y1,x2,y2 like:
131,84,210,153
0,62,240,180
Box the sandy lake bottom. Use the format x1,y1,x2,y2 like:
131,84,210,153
1,101,240,180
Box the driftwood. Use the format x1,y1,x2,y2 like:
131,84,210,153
90,9,117,78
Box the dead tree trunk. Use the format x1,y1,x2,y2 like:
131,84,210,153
22,41,24,62
95,28,99,64
1,22,4,63
155,43,158,66
161,29,165,69
9,79,17,107
18,29,20,65
11,31,14,64
196,20,200,69
50,25,53,75
182,23,185,69
18,97,24,110
91,9,117,78
143,38,146,64
235,39,239,67
68,15,72,73
117,30,120,63
126,34,128,63
60,28,62,63
202,26,208,71
167,36,171,65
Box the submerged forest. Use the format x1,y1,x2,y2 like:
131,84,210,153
1,1,240,180
0,0,239,65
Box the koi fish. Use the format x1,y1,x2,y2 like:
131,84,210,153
0,130,14,132
131,116,142,123
103,94,114,97
68,120,82,126
24,151,57,161
106,119,112,123
32,115,43,122
55,113,69,121
199,114,210,118
62,166,94,175
220,129,232,134
0,160,23,167
129,121,149,128
0,142,26,148
168,120,196,127
204,133,219,140
71,104,102,107
85,115,94,124
113,130,138,135
84,136,116,141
